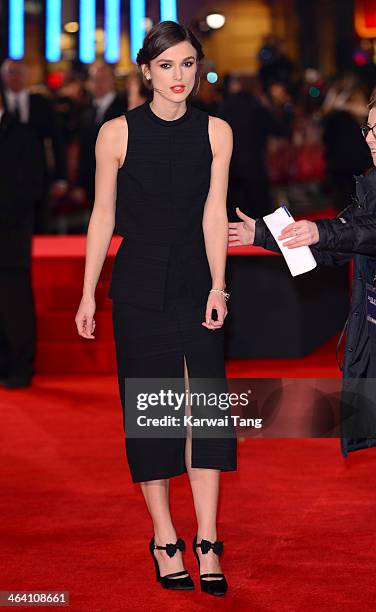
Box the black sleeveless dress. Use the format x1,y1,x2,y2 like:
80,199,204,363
108,101,237,482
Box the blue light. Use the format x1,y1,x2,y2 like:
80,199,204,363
130,0,146,64
46,0,61,62
9,0,24,59
104,0,121,63
207,72,218,84
79,0,96,63
309,86,320,98
160,0,178,22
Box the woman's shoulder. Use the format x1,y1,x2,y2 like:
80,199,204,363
96,116,127,160
189,104,232,136
205,115,233,159
208,115,232,133
100,115,128,136
98,116,127,146
208,115,233,146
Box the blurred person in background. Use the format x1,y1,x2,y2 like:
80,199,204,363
50,73,92,233
54,72,90,144
257,37,295,93
266,80,295,132
0,59,68,232
321,76,372,211
72,64,126,208
272,71,327,208
217,72,289,220
298,68,326,118
229,93,376,457
124,70,149,110
0,87,44,388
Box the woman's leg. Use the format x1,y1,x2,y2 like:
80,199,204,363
140,478,188,578
184,357,223,579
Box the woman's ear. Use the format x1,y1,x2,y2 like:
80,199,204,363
141,64,151,81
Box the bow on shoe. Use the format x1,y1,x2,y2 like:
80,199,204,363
199,539,224,556
165,538,186,558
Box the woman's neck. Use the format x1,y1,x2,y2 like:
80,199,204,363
149,96,187,121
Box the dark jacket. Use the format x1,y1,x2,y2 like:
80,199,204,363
0,112,44,267
76,94,126,203
254,166,376,452
4,91,67,183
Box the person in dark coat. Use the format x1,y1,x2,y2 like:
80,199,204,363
228,95,376,456
257,39,294,93
217,76,288,221
322,109,373,211
72,64,126,207
0,88,44,388
1,59,68,232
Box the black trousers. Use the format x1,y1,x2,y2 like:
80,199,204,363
0,268,35,378
111,255,237,483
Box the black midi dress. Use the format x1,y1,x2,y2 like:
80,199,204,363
108,101,237,482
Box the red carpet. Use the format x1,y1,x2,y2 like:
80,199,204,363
2,228,372,610
1,374,376,611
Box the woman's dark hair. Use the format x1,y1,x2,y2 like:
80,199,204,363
136,21,204,97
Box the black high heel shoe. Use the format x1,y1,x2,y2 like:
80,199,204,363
149,536,194,590
192,534,228,596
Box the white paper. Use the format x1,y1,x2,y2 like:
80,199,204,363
263,207,317,277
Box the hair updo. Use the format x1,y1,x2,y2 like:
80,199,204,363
136,21,204,97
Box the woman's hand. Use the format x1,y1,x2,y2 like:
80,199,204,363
278,220,319,248
202,291,228,330
228,207,256,246
75,295,96,339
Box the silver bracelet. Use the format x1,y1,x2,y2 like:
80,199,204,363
210,288,230,301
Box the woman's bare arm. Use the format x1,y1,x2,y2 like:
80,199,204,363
203,116,233,289
75,116,127,338
201,116,233,329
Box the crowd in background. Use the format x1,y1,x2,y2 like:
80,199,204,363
0,37,375,234
0,36,375,388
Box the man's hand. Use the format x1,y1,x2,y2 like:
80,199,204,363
228,207,256,246
278,220,319,248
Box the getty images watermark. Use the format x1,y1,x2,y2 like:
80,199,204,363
135,387,263,430
122,377,265,438
121,377,376,439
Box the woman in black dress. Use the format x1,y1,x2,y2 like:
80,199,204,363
75,22,236,596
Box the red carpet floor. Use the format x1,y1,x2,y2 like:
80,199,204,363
1,373,376,612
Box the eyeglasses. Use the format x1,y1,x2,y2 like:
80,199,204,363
361,123,376,138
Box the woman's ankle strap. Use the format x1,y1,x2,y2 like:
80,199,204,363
196,538,224,556
153,537,186,557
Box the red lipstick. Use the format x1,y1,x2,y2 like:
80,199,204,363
170,85,186,93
